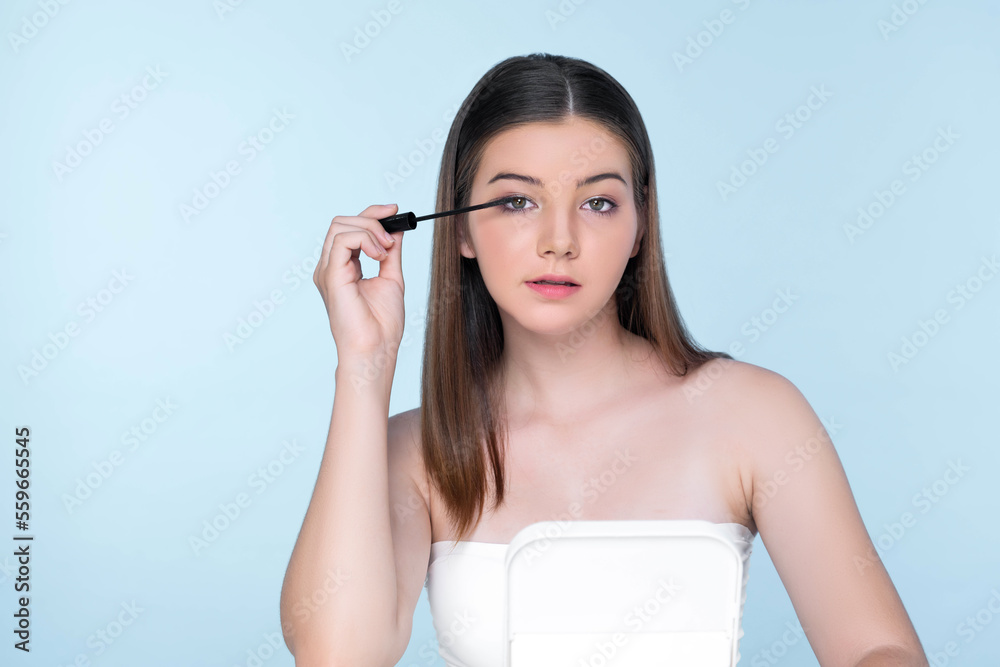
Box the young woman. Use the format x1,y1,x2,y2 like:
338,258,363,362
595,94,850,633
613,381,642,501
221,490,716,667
280,54,928,667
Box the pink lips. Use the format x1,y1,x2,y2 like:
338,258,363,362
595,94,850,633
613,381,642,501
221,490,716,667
526,274,581,299
529,273,578,285
526,282,581,298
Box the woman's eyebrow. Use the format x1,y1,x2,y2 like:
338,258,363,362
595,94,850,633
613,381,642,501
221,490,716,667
487,171,628,189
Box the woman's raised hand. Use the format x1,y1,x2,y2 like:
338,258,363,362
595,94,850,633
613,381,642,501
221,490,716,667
313,204,405,361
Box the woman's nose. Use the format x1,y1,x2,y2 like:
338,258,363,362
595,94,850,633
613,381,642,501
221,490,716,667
535,205,578,257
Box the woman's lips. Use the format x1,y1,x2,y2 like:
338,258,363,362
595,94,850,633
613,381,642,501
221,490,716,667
525,281,582,299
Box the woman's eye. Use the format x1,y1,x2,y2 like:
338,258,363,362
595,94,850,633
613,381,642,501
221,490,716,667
502,196,535,214
585,197,617,214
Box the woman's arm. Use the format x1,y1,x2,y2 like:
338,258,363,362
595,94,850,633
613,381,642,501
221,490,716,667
733,363,928,666
279,358,431,667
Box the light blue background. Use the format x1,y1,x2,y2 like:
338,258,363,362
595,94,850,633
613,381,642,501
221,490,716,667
1,1,998,665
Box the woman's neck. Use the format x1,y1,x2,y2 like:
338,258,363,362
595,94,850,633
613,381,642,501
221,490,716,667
500,314,665,426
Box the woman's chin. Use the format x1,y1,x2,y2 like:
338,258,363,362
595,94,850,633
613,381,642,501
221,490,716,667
504,312,606,340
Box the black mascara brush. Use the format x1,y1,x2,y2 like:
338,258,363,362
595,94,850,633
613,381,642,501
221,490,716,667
378,196,520,233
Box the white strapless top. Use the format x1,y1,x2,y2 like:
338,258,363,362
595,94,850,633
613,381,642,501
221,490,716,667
423,521,755,667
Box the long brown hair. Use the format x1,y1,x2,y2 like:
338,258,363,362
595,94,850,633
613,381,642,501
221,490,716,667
420,53,733,544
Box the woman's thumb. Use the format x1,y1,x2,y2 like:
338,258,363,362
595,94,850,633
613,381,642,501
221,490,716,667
378,230,404,282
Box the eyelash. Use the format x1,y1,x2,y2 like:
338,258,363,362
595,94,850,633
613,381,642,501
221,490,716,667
501,195,618,217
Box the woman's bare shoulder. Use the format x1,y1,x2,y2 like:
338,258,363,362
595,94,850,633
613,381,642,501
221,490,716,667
681,356,790,405
389,405,422,430
387,406,429,501
388,406,423,458
683,357,818,453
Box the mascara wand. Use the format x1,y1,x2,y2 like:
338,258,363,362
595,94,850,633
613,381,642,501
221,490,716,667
378,196,519,233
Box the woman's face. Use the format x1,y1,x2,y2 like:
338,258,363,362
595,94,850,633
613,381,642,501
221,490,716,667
460,116,644,336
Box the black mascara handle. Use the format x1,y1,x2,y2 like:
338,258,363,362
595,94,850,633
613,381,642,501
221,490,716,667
378,212,417,233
